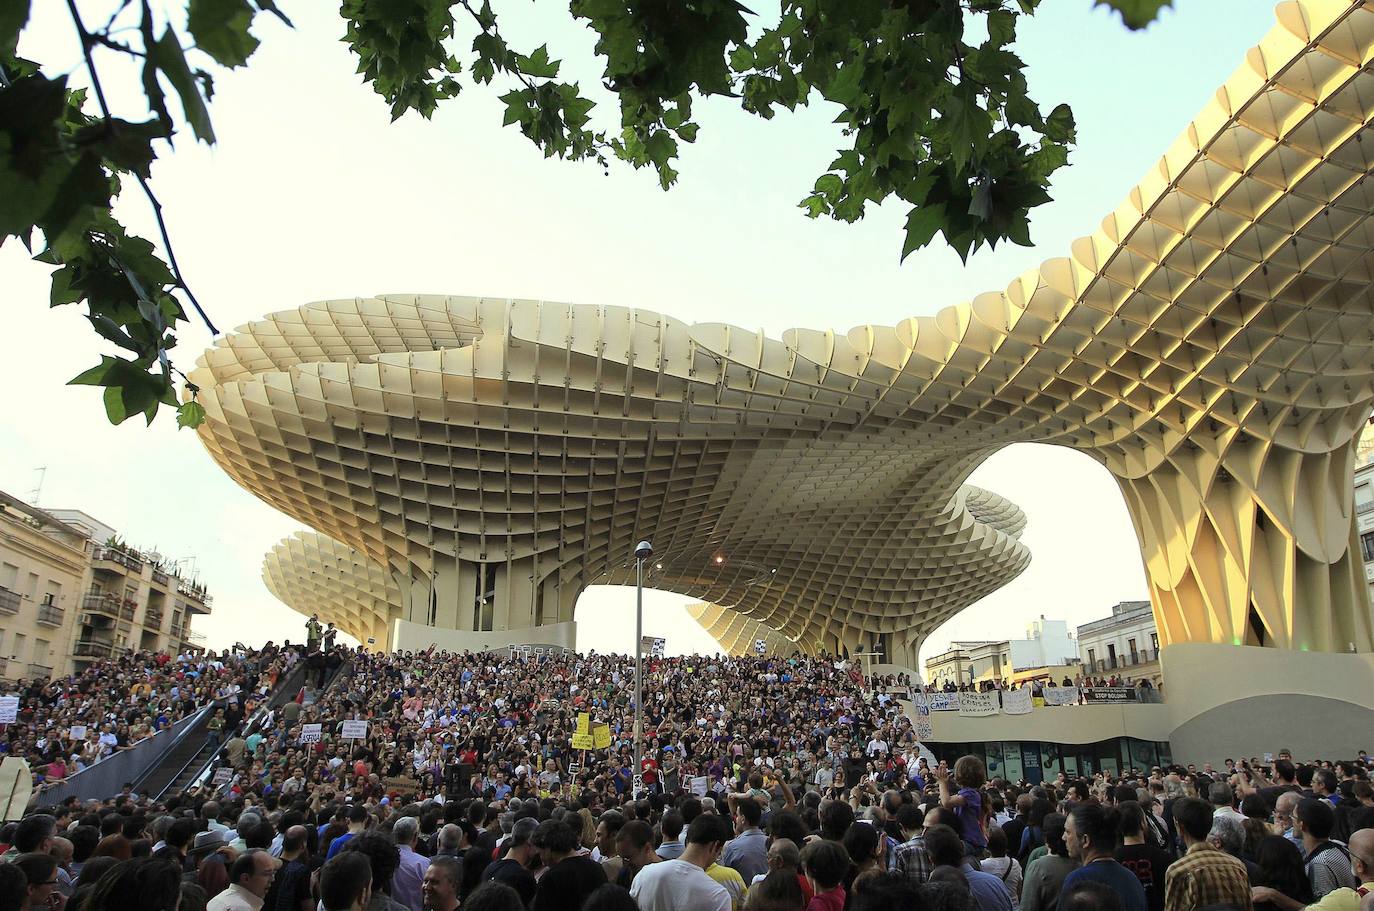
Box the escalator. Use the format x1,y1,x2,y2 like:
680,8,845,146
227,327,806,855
134,654,314,801
173,653,355,799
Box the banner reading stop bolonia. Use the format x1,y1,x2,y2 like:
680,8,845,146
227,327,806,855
1081,686,1139,703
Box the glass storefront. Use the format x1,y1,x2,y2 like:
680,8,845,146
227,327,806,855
928,737,1171,783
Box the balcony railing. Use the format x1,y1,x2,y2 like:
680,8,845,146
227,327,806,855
119,600,137,622
36,605,63,627
0,588,20,615
82,591,120,617
92,546,143,573
1358,499,1374,516
144,608,164,629
1083,648,1160,675
73,640,117,659
26,663,53,679
151,569,170,587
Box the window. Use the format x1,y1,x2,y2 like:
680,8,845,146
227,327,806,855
1150,632,1158,652
35,639,48,661
12,633,26,660
1087,648,1096,667
25,572,38,598
1107,643,1117,667
1128,638,1138,660
0,564,16,590
1362,531,1374,563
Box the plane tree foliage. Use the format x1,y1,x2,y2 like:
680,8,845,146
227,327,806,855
0,0,1170,427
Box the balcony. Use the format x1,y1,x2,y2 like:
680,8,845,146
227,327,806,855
0,588,19,615
177,579,212,612
27,663,53,679
36,605,63,627
1358,499,1374,516
72,640,116,659
144,608,164,629
151,569,171,587
119,599,137,622
92,546,143,573
82,591,121,617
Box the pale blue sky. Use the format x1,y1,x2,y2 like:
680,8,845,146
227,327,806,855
0,0,1279,667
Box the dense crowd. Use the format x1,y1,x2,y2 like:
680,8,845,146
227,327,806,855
0,634,1370,911
1,646,291,791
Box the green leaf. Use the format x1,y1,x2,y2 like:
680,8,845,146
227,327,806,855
187,0,260,68
150,27,215,142
1043,103,1075,143
1094,0,1173,30
729,45,753,72
177,399,206,428
986,9,1016,47
901,202,946,261
0,0,29,59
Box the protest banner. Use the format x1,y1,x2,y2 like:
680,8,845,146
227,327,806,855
0,697,17,724
299,723,323,744
341,720,369,739
1001,688,1033,715
212,767,233,786
592,722,611,749
689,776,709,797
1042,687,1079,706
1081,686,1139,703
958,691,999,717
68,725,87,741
928,692,961,712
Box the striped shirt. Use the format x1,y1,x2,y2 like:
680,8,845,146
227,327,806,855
1163,843,1250,911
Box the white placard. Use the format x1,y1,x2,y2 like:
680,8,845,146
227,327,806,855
1263,752,1274,764
212,767,233,786
341,720,369,740
1042,686,1078,706
958,691,1000,717
0,697,18,724
689,775,709,797
69,725,87,741
299,723,323,744
1001,688,1033,715
567,761,581,776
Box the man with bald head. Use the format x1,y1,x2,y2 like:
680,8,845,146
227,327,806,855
1251,827,1374,911
268,826,313,911
747,838,813,905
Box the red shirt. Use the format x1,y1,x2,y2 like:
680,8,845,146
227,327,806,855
807,887,845,911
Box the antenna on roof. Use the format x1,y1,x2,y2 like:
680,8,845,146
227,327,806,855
29,466,46,506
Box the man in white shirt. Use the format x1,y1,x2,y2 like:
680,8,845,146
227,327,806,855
630,814,731,911
207,849,278,911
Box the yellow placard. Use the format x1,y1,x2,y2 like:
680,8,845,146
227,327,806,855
571,732,594,749
576,712,591,735
592,722,611,749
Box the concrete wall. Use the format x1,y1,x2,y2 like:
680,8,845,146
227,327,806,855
928,703,1173,745
390,618,577,653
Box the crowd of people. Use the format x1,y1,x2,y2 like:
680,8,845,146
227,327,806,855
0,632,1369,911
1,646,293,791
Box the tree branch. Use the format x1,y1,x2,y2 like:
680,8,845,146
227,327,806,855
63,0,219,337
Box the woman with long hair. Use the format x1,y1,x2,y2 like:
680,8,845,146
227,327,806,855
1251,835,1312,911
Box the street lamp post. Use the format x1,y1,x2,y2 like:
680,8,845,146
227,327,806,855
632,540,653,797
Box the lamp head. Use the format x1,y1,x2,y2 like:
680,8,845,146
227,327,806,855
634,540,653,561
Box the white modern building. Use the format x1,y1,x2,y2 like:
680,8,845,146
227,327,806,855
1076,601,1162,686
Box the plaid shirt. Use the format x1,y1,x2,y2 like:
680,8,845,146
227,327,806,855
1163,843,1251,911
895,834,933,886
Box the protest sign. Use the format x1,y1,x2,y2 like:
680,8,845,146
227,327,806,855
299,723,323,744
958,691,999,717
0,697,17,724
69,725,87,741
1001,688,1033,715
341,720,369,739
1042,687,1078,706
592,722,611,749
1081,686,1139,703
690,776,709,797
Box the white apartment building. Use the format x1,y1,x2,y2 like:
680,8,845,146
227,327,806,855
1076,600,1162,685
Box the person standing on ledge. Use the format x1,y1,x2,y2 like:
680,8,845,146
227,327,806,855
306,615,322,654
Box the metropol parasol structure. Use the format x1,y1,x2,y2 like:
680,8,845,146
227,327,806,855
194,0,1374,752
